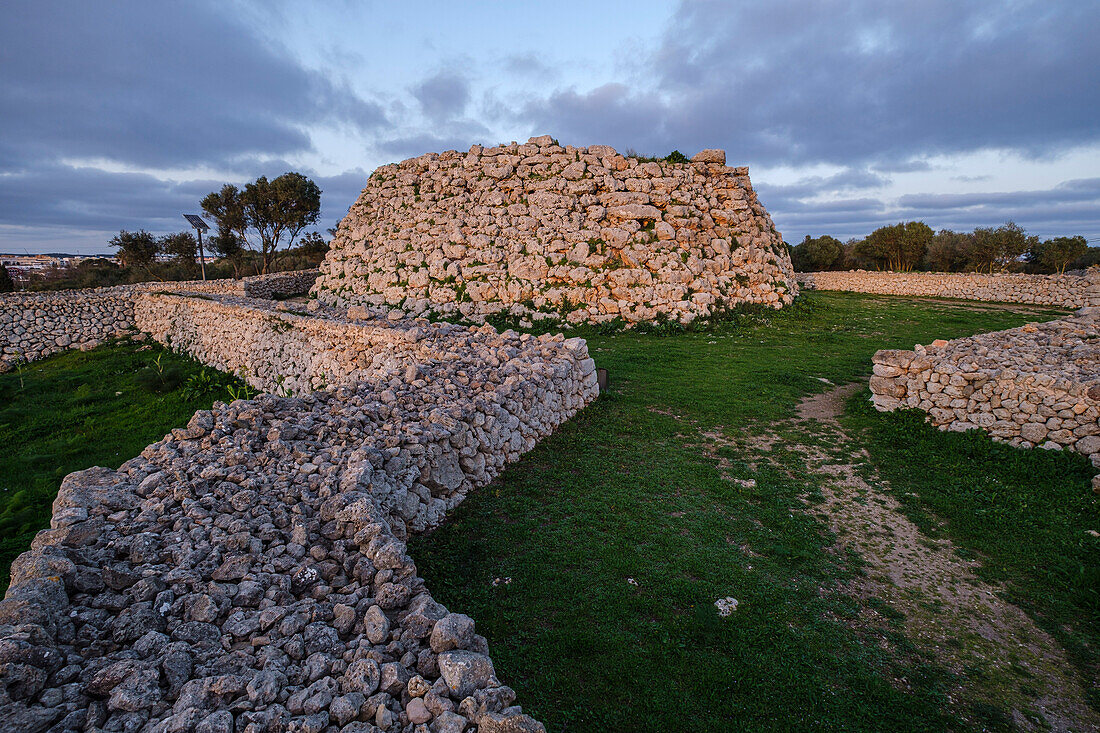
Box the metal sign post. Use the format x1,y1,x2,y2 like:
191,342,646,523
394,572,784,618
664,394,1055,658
183,214,210,281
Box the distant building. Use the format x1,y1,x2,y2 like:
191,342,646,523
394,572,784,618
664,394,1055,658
0,253,118,287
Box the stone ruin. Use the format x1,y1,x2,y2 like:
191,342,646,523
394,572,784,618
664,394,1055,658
313,135,797,324
5,136,1100,732
798,270,1100,309
0,271,320,370
0,272,597,732
871,307,1100,491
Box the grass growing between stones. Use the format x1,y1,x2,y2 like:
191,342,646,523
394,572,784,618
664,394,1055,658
844,396,1100,711
0,340,245,591
410,292,1085,731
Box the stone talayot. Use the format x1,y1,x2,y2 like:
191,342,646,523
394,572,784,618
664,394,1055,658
798,270,1100,309
0,284,596,730
869,307,1100,489
312,135,798,324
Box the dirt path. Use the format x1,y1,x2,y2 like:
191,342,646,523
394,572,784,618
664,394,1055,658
787,383,1099,732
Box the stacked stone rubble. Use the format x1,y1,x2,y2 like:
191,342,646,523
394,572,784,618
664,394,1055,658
0,294,598,732
0,271,318,370
798,270,1100,308
870,308,1100,471
0,290,134,365
313,136,797,324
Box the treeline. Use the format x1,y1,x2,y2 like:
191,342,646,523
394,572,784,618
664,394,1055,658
18,237,329,292
789,221,1094,274
13,171,328,292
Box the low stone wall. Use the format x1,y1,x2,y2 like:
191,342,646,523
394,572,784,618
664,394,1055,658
0,294,597,732
870,309,1100,469
164,269,319,300
798,270,1100,308
0,290,134,365
0,270,318,370
315,136,797,324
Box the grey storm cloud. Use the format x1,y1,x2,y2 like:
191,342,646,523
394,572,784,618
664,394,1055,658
412,71,471,122
0,163,371,244
375,118,493,163
0,165,221,231
758,168,891,204
0,0,387,172
763,177,1100,242
518,1,1100,168
4,0,1098,253
898,178,1100,210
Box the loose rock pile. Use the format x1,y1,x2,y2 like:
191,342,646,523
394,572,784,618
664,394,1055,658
798,270,1100,309
871,308,1100,474
314,136,797,324
0,294,598,732
0,271,318,370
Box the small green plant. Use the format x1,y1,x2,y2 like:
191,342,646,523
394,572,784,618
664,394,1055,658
268,316,293,334
226,381,255,402
273,373,294,397
136,353,185,393
9,352,27,391
181,368,219,401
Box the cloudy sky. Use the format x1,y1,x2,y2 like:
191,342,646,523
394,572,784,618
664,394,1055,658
2,0,1098,254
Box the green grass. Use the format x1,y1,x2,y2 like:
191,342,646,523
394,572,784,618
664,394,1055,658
0,340,245,590
844,395,1100,710
410,292,1080,731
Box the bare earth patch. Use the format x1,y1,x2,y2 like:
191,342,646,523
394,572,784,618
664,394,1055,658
670,382,1098,731
788,383,1099,732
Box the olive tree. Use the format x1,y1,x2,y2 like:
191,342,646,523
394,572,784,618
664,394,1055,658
790,235,844,271
924,230,972,272
108,229,159,270
855,222,932,271
158,231,199,273
201,172,322,275
1026,235,1088,274
966,222,1036,273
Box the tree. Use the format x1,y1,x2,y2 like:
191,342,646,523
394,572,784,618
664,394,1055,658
208,227,247,279
0,263,14,292
966,221,1036,273
857,222,932,271
790,234,843,271
1026,235,1088,274
159,231,199,272
851,236,887,270
109,229,159,270
1067,246,1100,271
924,230,972,272
201,172,322,275
297,231,330,258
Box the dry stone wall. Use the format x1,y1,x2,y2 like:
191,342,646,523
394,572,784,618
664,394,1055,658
314,135,797,324
798,270,1100,308
0,290,135,365
0,291,597,732
870,308,1100,475
0,271,318,370
165,270,319,300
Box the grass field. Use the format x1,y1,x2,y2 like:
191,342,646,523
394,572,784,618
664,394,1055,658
3,293,1097,730
0,340,246,589
411,292,1099,730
